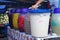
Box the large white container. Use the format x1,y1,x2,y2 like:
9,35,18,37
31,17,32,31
51,8,60,35
29,9,50,37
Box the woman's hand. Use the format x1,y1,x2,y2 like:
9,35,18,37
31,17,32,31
29,4,40,9
29,0,43,9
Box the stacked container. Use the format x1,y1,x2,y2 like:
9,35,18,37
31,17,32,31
18,8,28,32
12,9,20,29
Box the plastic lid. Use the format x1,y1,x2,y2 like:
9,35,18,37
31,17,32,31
54,8,60,13
10,9,16,13
21,8,28,14
29,9,50,13
16,9,21,13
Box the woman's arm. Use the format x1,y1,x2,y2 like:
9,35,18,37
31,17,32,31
35,0,44,6
29,0,44,9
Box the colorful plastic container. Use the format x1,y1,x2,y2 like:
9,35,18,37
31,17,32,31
13,13,19,29
51,8,60,35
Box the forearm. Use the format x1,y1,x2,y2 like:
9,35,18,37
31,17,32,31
35,0,44,5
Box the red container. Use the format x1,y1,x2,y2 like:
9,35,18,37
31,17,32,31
18,15,25,32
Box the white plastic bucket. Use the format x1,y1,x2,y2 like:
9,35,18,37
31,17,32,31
29,9,50,37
